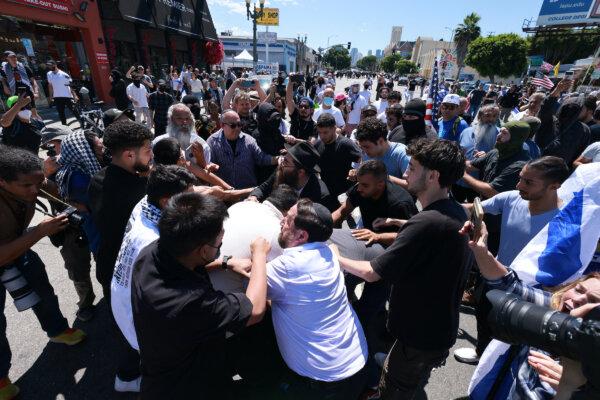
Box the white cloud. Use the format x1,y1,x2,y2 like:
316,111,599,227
213,20,251,37
207,0,247,15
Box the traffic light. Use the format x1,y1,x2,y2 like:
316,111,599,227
347,42,351,50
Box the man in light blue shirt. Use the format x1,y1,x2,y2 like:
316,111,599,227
454,156,570,364
268,199,368,398
356,116,410,187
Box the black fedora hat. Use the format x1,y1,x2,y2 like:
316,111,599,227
288,142,321,173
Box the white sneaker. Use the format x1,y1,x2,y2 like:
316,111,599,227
453,347,480,364
374,352,388,368
114,376,141,393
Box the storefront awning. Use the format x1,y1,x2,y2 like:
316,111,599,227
117,0,217,40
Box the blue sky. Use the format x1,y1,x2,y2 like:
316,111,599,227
207,0,544,54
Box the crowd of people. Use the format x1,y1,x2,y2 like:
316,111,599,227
1,48,600,400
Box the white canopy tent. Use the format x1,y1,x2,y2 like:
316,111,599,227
234,49,254,61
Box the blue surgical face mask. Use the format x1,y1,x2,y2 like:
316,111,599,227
323,97,334,107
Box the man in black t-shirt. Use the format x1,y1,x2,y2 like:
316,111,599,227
286,74,316,140
334,138,471,399
314,113,360,197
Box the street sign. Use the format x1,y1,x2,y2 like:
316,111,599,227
536,0,600,27
256,7,279,26
258,31,277,44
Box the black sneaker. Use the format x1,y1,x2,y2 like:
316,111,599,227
76,305,96,322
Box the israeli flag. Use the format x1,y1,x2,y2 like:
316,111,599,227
468,163,600,399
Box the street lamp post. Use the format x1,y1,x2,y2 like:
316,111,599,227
245,0,265,67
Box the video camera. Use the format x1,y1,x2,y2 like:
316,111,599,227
487,290,600,396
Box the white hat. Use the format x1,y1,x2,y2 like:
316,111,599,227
442,94,460,106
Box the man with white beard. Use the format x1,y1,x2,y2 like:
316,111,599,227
152,103,211,165
453,105,501,202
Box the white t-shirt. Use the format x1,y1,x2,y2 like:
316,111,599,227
267,242,368,381
373,99,388,115
209,201,284,294
47,70,72,98
359,89,371,103
111,197,159,350
126,83,149,108
582,141,600,162
347,94,368,125
313,106,346,128
190,78,204,93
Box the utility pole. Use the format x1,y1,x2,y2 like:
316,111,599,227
245,0,265,67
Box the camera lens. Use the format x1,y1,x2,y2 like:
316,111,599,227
487,290,581,359
0,266,41,312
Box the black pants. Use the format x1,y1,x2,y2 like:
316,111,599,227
0,250,69,378
379,341,448,400
53,97,77,125
59,229,95,310
281,365,367,400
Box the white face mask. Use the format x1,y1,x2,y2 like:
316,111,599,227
17,110,32,121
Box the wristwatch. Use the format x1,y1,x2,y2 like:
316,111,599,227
221,255,231,270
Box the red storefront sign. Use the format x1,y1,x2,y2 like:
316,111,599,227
96,52,109,65
7,0,72,13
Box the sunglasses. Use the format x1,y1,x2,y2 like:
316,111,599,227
298,104,311,109
223,122,242,129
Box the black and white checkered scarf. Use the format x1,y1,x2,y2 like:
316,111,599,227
56,131,102,199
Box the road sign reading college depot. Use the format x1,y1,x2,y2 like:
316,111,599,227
255,7,279,26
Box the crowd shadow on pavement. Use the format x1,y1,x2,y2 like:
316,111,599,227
14,299,136,400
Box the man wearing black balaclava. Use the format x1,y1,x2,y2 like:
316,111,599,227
254,102,285,182
388,99,428,145
109,69,129,111
536,79,591,168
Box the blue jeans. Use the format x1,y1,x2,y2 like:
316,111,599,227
0,250,69,377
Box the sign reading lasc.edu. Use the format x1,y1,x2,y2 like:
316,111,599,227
536,0,600,26
255,7,279,26
8,0,71,14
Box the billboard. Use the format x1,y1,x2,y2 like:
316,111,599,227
258,31,277,44
255,7,279,26
536,0,600,27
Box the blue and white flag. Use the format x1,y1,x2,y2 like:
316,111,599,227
468,163,600,399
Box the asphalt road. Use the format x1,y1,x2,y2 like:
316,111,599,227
4,85,477,400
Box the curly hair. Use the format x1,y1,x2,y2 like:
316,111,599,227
0,144,42,182
355,117,388,144
407,138,466,188
103,120,154,154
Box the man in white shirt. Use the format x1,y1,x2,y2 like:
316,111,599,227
208,184,298,293
268,199,369,398
377,90,401,124
373,87,390,115
346,82,369,135
359,80,372,103
46,60,78,125
126,73,150,125
313,88,345,129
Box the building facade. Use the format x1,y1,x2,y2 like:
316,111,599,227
220,35,299,73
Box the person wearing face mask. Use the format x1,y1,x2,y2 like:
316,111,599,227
388,99,431,146
345,83,369,136
126,73,150,126
359,80,372,103
0,94,41,153
313,88,346,129
109,69,129,111
148,80,174,136
463,121,532,258
131,192,269,399
253,102,286,182
46,60,78,126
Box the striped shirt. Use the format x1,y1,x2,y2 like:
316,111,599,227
486,268,552,307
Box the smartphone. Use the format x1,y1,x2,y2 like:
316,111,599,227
185,143,194,159
17,87,28,96
471,197,484,240
291,74,304,84
241,79,254,89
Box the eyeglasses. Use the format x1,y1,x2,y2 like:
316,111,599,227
223,122,242,129
206,242,222,251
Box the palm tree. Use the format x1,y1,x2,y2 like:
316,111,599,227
454,12,481,80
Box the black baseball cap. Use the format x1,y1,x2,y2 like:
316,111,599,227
287,142,321,173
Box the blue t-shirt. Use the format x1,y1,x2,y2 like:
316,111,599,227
362,142,410,179
524,139,541,160
438,116,469,142
482,190,559,266
69,170,101,254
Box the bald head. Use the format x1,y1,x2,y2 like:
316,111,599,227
221,109,242,140
222,109,240,123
